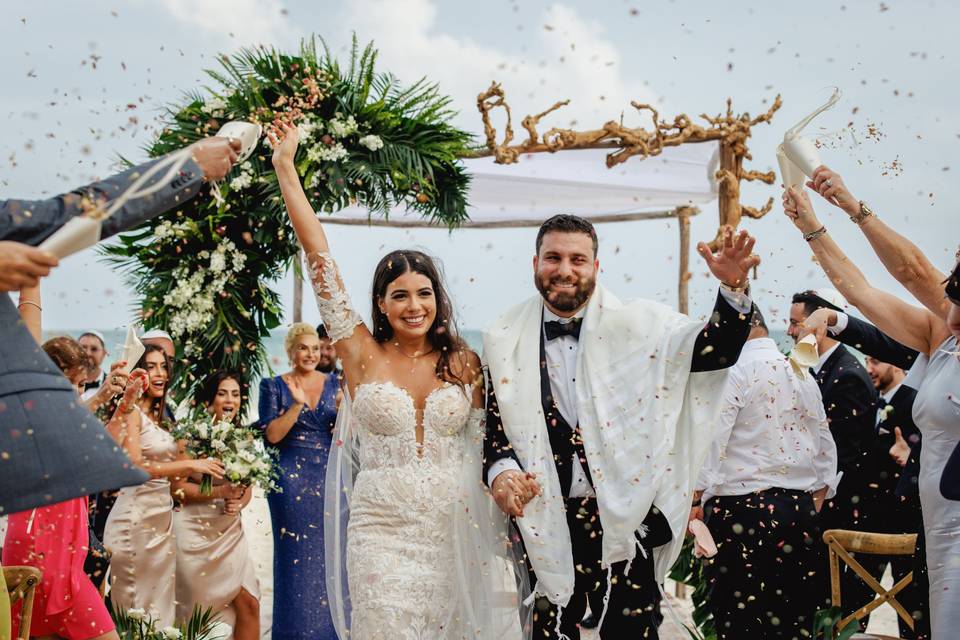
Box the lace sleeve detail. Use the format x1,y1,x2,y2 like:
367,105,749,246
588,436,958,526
305,251,364,343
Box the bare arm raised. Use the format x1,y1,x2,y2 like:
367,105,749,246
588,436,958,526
783,185,949,356
806,165,949,320
269,121,377,386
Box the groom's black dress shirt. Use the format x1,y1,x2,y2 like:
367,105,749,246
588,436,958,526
483,289,753,489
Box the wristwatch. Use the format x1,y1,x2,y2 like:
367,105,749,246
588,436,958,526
849,200,876,225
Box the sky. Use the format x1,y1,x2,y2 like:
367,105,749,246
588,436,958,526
2,0,958,334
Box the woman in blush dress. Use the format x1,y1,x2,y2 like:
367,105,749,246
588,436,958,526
172,371,260,639
258,323,340,639
104,344,225,626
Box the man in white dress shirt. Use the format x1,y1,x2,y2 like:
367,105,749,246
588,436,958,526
692,307,839,640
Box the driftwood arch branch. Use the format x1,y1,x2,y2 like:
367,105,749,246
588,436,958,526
465,82,781,312
471,82,781,250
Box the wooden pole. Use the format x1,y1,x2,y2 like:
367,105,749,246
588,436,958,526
677,207,693,315
293,249,303,324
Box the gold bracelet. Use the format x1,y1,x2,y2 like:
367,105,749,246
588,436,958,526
17,300,41,311
803,225,828,242
849,200,876,225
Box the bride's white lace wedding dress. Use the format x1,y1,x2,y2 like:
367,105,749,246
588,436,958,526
308,252,528,640
348,381,482,638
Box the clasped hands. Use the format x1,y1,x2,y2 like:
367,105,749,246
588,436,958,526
782,164,861,233
491,469,542,518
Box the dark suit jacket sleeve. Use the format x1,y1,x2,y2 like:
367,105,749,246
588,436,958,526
689,290,753,372
483,373,522,487
0,154,204,246
826,371,878,473
836,315,918,370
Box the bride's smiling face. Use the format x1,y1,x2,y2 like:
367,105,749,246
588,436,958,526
378,270,437,341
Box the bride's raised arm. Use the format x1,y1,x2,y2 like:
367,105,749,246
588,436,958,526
269,121,375,380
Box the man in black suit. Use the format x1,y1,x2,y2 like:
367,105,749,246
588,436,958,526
789,289,878,613
860,356,927,638
789,290,878,526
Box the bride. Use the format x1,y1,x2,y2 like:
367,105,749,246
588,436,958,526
268,121,529,639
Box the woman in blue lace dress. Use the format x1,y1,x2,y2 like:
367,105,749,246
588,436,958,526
258,323,340,639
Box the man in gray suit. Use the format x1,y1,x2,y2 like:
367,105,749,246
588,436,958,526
0,136,240,515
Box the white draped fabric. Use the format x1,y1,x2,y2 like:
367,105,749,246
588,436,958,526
326,143,719,226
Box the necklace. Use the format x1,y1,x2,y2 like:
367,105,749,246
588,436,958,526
395,343,434,359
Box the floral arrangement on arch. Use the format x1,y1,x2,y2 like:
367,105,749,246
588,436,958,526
105,37,473,412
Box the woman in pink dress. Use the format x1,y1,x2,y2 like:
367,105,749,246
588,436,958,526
2,284,141,640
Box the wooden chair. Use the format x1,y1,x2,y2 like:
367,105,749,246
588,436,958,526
822,529,917,640
3,566,42,640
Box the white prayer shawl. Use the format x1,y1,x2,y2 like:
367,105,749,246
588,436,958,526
483,284,729,606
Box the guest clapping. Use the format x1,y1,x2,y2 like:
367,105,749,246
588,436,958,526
257,322,340,638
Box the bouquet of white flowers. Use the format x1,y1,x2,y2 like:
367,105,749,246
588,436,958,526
172,417,281,495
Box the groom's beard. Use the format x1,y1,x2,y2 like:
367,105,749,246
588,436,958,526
535,271,596,312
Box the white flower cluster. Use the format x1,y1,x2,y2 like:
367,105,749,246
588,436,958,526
229,161,255,191
296,113,383,167
328,113,358,138
201,94,228,116
297,118,320,142
307,141,349,163
162,238,247,339
154,219,196,243
358,134,384,151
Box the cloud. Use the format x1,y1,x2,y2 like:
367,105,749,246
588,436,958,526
158,0,296,48
340,0,657,133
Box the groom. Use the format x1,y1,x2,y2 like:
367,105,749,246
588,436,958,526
483,214,757,639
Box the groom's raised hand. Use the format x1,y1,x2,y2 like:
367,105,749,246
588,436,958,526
696,226,759,289
491,470,542,518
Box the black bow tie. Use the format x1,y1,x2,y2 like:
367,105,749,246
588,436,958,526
544,318,582,341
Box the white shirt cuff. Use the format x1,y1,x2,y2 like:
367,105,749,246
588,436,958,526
826,311,849,336
719,287,752,315
819,470,843,500
487,458,522,488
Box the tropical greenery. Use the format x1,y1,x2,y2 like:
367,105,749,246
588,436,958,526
668,539,716,640
110,603,226,640
670,540,861,640
105,37,473,412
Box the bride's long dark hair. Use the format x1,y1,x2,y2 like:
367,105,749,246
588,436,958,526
370,250,469,385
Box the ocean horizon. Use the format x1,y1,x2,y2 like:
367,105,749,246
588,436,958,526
50,327,796,380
